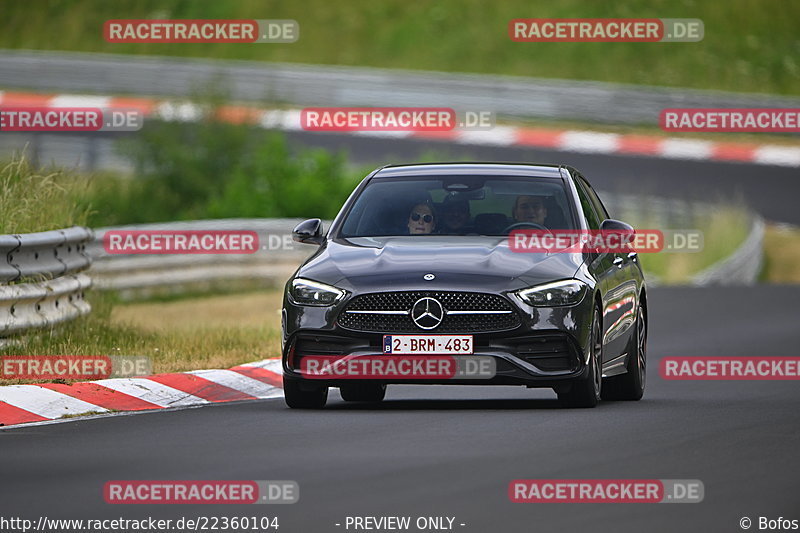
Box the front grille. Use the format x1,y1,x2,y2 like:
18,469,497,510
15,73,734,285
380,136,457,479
338,291,521,333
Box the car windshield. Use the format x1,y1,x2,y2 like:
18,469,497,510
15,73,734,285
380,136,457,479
339,175,575,237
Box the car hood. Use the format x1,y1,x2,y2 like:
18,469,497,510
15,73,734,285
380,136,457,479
297,236,585,293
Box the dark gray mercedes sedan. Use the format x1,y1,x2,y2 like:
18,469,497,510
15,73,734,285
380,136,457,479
282,163,647,408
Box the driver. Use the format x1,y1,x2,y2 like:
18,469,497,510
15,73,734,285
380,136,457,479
512,195,548,227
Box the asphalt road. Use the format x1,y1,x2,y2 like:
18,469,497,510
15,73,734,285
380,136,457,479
2,285,799,533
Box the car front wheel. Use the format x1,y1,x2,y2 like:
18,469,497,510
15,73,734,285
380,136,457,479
602,302,646,401
558,307,602,408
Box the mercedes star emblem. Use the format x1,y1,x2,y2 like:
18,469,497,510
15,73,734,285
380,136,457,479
411,297,444,330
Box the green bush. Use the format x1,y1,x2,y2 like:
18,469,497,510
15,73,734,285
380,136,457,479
85,117,364,227
206,134,356,219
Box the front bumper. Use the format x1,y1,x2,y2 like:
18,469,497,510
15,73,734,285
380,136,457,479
281,289,595,389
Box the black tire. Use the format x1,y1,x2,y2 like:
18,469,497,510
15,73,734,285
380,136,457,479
283,377,328,409
602,302,646,401
340,383,386,402
558,307,602,408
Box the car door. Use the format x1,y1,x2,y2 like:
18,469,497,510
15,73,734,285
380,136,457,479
577,175,639,368
573,177,617,366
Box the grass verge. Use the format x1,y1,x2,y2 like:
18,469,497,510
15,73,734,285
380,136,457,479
0,157,90,233
1,0,798,96
0,290,283,385
761,224,800,283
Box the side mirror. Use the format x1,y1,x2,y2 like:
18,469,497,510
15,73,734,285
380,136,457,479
292,218,324,245
600,218,635,245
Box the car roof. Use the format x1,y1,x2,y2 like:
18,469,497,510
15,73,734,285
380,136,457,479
373,162,566,179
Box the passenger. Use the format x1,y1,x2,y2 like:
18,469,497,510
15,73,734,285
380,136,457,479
439,195,473,234
512,195,548,226
407,203,436,234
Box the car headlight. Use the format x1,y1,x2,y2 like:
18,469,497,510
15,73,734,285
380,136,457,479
289,278,346,306
515,279,587,307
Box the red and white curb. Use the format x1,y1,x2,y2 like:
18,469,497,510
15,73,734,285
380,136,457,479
1,90,799,167
0,358,283,428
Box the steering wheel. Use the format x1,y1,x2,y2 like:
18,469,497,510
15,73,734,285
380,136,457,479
503,222,550,234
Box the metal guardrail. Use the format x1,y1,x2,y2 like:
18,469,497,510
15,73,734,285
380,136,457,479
602,193,764,286
0,227,93,337
0,274,91,335
692,216,765,286
0,226,92,282
88,219,317,295
2,50,799,126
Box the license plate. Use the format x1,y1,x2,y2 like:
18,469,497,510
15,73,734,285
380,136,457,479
383,335,473,355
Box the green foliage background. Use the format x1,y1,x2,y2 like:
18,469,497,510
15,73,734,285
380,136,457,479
0,0,797,95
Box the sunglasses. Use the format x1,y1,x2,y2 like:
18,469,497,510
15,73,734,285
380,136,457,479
410,212,433,223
